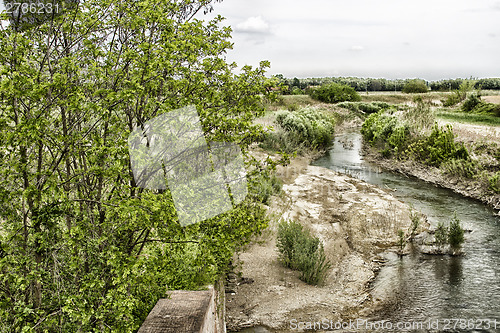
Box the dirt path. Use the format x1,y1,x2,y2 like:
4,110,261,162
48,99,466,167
437,119,500,144
226,154,421,331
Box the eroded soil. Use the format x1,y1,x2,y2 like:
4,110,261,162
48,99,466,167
226,156,419,331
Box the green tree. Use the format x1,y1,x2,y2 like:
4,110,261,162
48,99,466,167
0,0,273,331
448,213,465,249
308,82,361,103
402,79,429,93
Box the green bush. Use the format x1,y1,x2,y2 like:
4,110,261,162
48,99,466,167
488,172,500,193
402,79,429,93
442,81,473,106
442,158,478,179
472,102,500,116
248,171,283,205
434,222,448,245
337,101,391,114
442,93,464,107
276,220,331,285
462,93,483,112
448,213,465,249
406,124,470,166
309,83,361,104
261,108,335,153
361,111,409,156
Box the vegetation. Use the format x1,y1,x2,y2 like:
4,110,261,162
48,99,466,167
397,229,406,253
462,92,500,117
259,108,336,154
276,220,331,285
436,110,500,126
337,101,391,114
408,205,421,238
308,83,361,103
273,76,500,95
0,0,276,331
434,213,465,250
248,170,283,205
362,109,470,166
406,124,470,166
489,172,500,193
434,222,448,245
441,81,475,106
402,79,429,93
448,213,465,249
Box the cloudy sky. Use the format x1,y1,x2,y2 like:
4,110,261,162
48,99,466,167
203,0,500,80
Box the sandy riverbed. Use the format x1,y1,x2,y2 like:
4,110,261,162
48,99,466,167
226,152,420,331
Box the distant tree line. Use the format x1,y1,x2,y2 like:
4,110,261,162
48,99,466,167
273,75,500,94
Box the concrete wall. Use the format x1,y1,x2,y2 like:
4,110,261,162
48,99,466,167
138,280,226,333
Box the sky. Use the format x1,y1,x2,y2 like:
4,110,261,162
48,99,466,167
202,0,500,80
1,0,499,80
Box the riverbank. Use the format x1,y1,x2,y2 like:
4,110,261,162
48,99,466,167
361,136,500,214
226,148,422,332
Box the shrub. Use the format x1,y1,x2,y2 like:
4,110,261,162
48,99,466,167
442,93,464,107
448,213,465,249
442,158,478,179
361,111,409,156
408,204,421,237
402,99,435,131
402,79,429,93
309,83,361,103
406,124,470,166
276,220,331,285
442,81,473,106
248,171,283,205
337,101,390,114
472,102,500,116
462,93,483,112
273,109,336,150
397,229,406,252
434,222,448,245
489,172,500,193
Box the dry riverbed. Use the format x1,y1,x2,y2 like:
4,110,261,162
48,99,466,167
226,151,423,332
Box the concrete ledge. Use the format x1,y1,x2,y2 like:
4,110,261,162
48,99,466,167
138,282,225,333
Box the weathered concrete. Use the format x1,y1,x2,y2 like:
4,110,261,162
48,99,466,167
138,282,225,333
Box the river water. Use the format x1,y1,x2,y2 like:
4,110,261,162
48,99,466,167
312,131,500,332
237,131,500,332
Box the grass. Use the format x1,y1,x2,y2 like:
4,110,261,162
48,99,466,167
436,110,500,126
276,220,331,285
360,91,452,104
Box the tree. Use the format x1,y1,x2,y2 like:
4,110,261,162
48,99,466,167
308,82,361,103
402,79,429,93
448,213,465,249
0,0,272,331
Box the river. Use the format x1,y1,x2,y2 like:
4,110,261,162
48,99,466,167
238,131,500,333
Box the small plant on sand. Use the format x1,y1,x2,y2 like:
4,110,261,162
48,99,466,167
408,204,421,238
397,229,406,253
276,220,331,285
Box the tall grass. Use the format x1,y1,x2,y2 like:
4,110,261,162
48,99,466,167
436,110,500,126
259,108,336,154
276,220,331,285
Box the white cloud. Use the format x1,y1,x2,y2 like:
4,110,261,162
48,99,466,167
235,16,271,34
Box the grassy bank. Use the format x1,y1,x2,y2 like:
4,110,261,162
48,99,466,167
360,104,500,210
